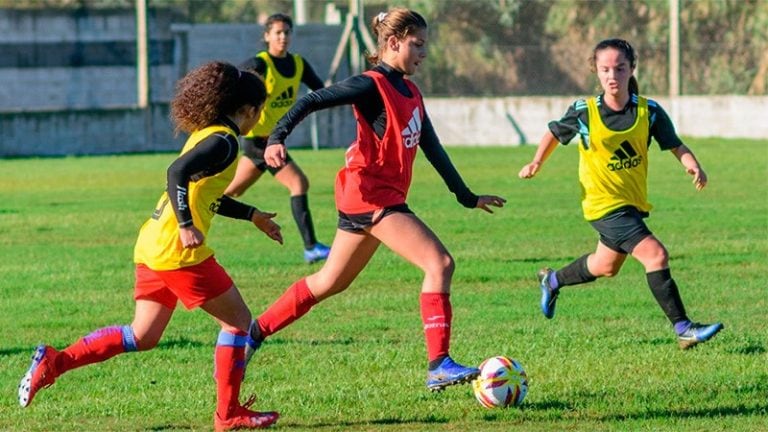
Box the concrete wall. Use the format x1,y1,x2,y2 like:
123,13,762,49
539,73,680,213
6,92,765,158
0,8,177,110
0,105,179,157
426,95,768,146
0,66,176,111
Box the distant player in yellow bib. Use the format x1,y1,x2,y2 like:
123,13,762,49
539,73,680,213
226,13,330,264
518,38,722,350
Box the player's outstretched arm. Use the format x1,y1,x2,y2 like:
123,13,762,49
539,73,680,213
671,144,708,191
519,131,559,179
476,195,507,214
264,143,287,168
251,210,283,244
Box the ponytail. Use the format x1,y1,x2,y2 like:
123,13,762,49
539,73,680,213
628,76,639,96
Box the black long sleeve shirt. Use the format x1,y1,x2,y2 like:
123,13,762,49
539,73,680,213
166,117,255,226
268,63,479,208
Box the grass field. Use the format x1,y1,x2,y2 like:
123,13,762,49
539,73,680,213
0,139,766,431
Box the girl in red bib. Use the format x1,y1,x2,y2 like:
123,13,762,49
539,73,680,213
250,7,506,392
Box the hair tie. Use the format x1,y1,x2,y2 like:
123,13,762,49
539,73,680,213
377,12,387,23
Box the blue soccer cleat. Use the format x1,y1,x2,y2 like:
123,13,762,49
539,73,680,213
538,268,559,319
426,356,480,392
677,322,724,350
303,243,330,264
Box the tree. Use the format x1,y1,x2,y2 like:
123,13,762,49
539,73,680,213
2,0,763,95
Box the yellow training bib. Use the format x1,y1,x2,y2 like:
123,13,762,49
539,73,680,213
133,125,238,270
245,52,304,138
579,96,652,221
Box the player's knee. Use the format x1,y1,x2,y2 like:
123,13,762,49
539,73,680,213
653,248,670,268
641,247,669,270
284,178,308,196
593,263,621,278
225,309,253,335
425,253,454,279
299,174,309,192
292,174,309,195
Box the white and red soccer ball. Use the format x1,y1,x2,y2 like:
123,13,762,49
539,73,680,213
472,356,528,408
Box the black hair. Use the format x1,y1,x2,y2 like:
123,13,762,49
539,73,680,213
590,38,639,95
171,62,266,134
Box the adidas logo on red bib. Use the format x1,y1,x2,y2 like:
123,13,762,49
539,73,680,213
401,107,422,149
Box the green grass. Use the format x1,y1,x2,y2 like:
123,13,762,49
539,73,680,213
1,139,766,431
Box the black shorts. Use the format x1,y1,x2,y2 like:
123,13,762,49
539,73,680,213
589,206,653,254
337,204,413,233
240,136,294,175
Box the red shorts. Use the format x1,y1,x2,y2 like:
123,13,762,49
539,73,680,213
134,256,234,310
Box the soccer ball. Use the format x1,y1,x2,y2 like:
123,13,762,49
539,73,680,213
472,356,528,408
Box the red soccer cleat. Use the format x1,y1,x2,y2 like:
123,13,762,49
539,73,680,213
214,395,279,431
18,345,59,407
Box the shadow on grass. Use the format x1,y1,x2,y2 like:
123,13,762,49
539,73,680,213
637,337,671,347
0,336,362,358
726,343,766,355
599,402,768,421
0,346,32,357
277,414,451,429
519,400,575,411
638,337,766,355
502,256,580,265
516,398,767,422
144,415,450,431
156,337,206,350
147,426,197,431
261,336,357,347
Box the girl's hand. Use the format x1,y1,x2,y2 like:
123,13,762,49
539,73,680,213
179,225,205,249
688,166,708,191
476,195,507,214
251,210,283,244
518,161,542,179
264,144,287,168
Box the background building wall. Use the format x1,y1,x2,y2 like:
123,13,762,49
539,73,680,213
0,8,176,110
0,9,764,157
0,106,176,156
